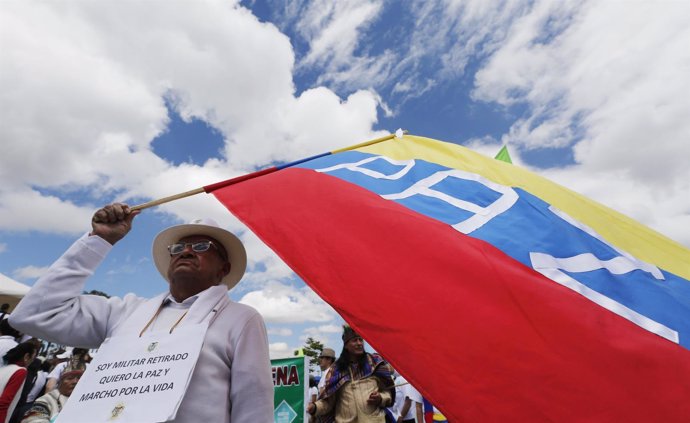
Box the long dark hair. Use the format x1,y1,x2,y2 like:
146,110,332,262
334,346,367,373
3,342,37,365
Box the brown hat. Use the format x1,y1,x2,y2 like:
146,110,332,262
342,325,360,344
319,348,336,359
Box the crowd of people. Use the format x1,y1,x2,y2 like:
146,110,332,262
1,316,442,423
307,326,446,423
0,314,86,423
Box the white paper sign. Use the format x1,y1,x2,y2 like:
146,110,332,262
55,323,207,423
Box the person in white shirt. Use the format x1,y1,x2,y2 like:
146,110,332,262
26,361,50,403
389,372,405,419
316,347,336,394
396,376,423,423
10,203,273,422
308,375,318,423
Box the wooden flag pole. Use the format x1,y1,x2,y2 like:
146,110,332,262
130,187,206,212
129,130,405,212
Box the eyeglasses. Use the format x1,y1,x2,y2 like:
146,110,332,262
167,241,225,260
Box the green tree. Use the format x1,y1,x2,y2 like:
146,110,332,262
302,337,324,368
83,289,110,298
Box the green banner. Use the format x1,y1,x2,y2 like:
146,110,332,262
272,356,308,423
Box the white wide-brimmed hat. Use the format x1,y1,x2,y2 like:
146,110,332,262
56,347,73,359
152,218,247,290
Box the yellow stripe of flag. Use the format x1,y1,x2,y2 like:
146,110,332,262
358,134,690,281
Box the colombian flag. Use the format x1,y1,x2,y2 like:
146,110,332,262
423,398,446,423
214,134,690,422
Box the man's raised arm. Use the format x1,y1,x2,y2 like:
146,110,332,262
10,204,144,347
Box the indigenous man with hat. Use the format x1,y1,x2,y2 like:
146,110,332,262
10,203,273,422
307,326,395,423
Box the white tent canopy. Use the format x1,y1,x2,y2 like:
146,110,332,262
0,272,31,311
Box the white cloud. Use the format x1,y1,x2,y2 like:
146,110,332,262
473,0,690,172
304,325,343,338
0,244,7,254
13,265,50,280
316,324,341,334
1,4,170,188
0,0,384,239
387,0,532,101
463,136,527,168
275,0,402,94
0,189,94,235
303,324,343,339
267,327,293,337
223,87,387,170
239,281,337,324
269,342,292,359
471,0,690,246
299,0,383,69
297,324,344,354
284,0,535,106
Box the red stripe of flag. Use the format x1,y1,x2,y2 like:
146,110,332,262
215,167,690,422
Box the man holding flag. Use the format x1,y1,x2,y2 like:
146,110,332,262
212,133,690,421
10,132,690,421
10,203,273,422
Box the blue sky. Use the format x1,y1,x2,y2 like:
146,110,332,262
1,0,689,359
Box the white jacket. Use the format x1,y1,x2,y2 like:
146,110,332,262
0,364,26,423
10,234,273,422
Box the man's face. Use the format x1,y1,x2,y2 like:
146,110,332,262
21,350,37,367
166,235,230,288
59,373,82,396
318,356,333,371
344,336,365,357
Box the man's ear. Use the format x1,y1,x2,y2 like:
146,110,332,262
219,262,231,280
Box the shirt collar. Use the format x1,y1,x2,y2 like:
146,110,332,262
163,293,199,307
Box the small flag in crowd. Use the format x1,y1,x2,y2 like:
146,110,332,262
423,398,446,423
